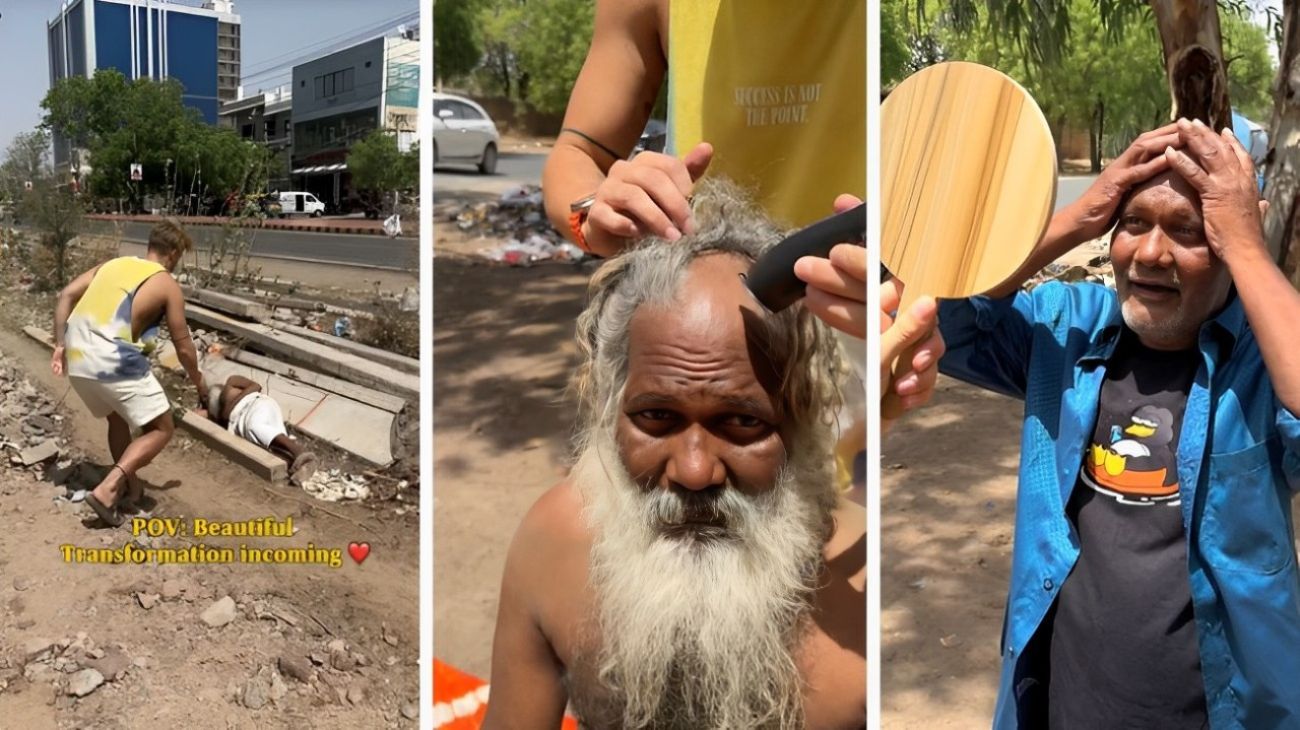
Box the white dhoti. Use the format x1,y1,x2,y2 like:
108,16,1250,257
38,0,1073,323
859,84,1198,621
227,392,288,449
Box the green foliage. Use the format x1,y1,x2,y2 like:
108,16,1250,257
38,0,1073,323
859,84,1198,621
886,0,1277,167
435,0,483,83
1221,8,1275,121
19,178,84,289
0,130,52,207
349,130,419,206
511,0,595,114
442,0,595,115
41,69,274,210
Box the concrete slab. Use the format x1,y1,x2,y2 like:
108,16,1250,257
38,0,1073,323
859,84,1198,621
180,411,287,482
185,305,418,401
181,287,271,322
201,356,396,466
267,322,419,375
227,348,406,414
22,327,285,482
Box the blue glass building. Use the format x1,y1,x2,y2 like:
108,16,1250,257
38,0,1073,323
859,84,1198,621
47,0,241,166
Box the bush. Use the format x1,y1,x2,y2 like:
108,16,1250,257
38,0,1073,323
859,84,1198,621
355,300,419,359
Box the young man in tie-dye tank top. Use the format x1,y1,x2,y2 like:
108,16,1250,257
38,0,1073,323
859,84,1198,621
52,219,208,527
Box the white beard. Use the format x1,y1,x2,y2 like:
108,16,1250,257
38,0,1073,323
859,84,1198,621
571,429,836,729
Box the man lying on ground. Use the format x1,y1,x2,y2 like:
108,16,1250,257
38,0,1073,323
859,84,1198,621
204,375,317,485
52,219,207,527
483,179,866,730
932,119,1300,727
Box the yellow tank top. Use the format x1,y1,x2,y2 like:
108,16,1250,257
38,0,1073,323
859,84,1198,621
65,256,166,382
668,0,866,228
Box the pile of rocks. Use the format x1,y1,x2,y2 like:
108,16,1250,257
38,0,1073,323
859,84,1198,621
0,356,68,472
5,633,139,705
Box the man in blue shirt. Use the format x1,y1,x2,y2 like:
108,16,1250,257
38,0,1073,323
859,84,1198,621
936,118,1300,728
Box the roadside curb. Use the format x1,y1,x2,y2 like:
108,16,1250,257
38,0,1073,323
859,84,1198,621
86,214,418,239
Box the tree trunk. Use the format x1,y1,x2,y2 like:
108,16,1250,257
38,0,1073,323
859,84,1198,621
1148,0,1232,130
1265,6,1300,286
1090,98,1105,173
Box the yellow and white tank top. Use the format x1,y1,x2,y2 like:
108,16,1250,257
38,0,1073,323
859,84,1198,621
668,0,867,228
65,256,166,382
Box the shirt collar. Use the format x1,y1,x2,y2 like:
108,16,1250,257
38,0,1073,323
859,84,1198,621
1077,288,1244,365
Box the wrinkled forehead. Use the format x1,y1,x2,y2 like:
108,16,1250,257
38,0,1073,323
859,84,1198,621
1120,170,1202,218
625,253,782,390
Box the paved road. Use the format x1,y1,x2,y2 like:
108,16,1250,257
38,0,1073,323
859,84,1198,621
83,220,419,271
1056,175,1097,212
435,152,546,197
436,152,1097,212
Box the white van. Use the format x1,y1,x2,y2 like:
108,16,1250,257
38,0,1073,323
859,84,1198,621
277,191,326,217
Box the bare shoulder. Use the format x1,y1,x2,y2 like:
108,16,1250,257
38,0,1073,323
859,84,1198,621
508,482,591,575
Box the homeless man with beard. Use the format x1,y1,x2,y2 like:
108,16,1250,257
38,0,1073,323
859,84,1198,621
481,179,866,730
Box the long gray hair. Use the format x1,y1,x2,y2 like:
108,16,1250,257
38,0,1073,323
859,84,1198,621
570,178,846,452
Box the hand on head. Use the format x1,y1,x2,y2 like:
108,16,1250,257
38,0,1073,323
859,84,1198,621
1068,122,1182,242
1162,118,1268,261
582,142,713,254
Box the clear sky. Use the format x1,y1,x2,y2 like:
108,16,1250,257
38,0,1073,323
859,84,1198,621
0,0,419,156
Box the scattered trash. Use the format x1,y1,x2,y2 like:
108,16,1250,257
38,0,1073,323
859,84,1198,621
300,469,370,502
383,214,403,238
333,316,354,338
480,234,587,267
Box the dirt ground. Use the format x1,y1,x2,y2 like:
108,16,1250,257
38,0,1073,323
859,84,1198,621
431,219,591,678
0,267,420,728
880,376,1020,727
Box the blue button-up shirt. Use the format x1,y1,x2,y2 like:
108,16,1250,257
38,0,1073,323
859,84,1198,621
938,281,1300,729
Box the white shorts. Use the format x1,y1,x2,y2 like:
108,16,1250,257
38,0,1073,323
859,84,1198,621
69,374,171,431
228,392,288,449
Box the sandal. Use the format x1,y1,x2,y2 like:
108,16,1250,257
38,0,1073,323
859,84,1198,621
84,492,124,527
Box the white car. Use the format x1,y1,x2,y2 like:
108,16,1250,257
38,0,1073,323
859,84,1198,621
433,92,501,175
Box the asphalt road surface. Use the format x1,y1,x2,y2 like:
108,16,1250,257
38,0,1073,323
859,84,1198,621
90,220,419,271
434,150,1096,215
435,152,546,196
1055,176,1097,212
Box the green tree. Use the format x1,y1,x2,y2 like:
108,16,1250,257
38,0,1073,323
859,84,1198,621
0,130,52,208
513,0,594,114
893,0,1273,171
349,130,418,213
41,69,274,212
435,0,483,87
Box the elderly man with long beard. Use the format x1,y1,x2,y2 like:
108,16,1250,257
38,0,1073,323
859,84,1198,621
482,180,865,729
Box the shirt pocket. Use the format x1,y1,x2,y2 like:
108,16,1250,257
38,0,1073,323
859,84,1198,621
1200,437,1292,576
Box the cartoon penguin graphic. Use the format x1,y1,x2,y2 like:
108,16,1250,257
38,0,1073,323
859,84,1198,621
1084,404,1180,505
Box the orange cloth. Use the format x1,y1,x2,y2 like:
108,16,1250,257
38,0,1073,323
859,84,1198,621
433,659,579,729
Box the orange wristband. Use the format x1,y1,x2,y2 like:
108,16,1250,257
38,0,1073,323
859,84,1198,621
569,209,592,254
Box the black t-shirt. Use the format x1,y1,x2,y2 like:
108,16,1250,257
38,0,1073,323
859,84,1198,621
1039,329,1208,729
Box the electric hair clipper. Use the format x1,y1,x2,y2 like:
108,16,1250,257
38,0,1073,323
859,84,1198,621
744,203,867,312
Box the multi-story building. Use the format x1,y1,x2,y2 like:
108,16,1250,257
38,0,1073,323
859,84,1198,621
218,86,293,189
288,30,419,210
47,0,242,170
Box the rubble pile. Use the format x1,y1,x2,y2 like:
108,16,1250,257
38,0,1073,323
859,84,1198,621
0,356,69,474
300,469,372,503
447,185,588,266
1,632,137,705
1026,246,1114,290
